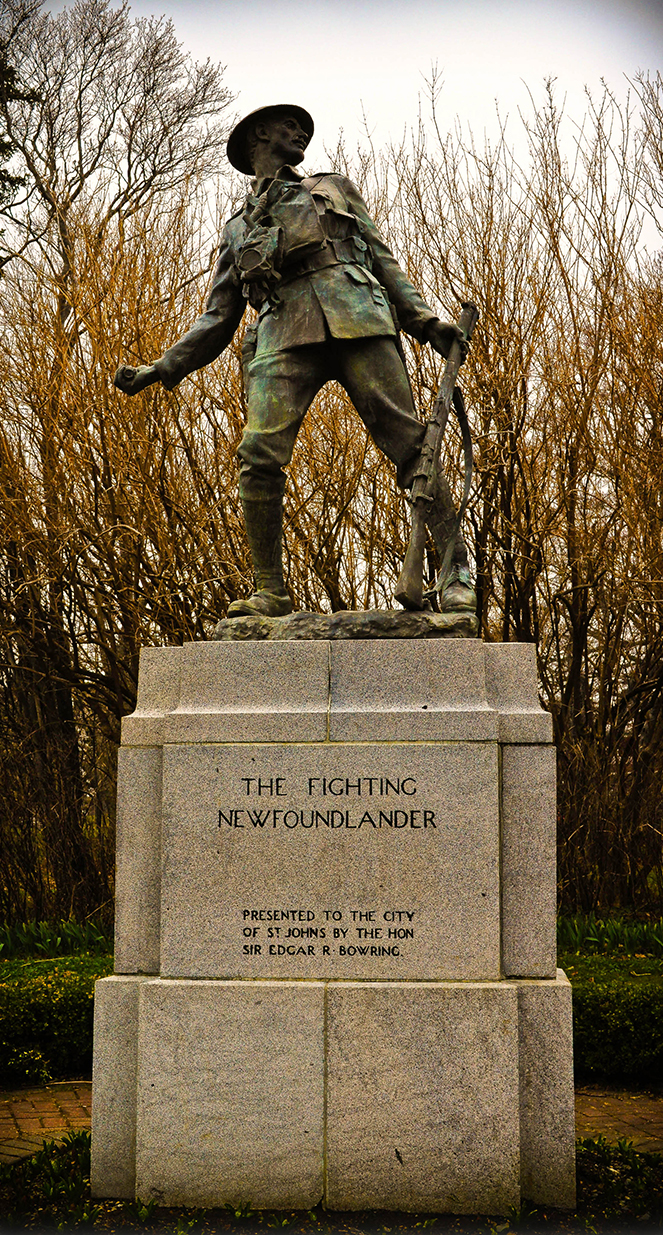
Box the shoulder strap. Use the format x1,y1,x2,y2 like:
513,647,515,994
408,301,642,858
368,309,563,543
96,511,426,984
301,173,347,214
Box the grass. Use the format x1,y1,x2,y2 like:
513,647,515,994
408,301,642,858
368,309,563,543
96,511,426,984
559,951,663,986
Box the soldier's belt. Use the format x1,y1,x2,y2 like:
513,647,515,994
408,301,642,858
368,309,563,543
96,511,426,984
281,236,370,285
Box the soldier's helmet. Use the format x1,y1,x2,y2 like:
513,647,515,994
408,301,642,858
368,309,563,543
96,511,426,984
227,105,314,175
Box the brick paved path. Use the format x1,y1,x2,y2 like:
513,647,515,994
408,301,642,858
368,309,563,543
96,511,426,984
0,1081,91,1163
575,1084,663,1153
0,1082,662,1166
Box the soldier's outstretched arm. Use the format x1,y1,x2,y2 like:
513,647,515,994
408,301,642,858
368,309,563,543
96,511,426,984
114,222,245,396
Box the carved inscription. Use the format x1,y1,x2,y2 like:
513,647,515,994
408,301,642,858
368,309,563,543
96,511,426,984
215,769,435,966
218,773,437,831
240,906,418,961
159,741,501,980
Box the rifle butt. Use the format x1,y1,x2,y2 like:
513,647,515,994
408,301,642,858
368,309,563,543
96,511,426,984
394,509,428,610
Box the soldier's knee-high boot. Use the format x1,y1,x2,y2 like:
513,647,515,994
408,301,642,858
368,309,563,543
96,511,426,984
426,468,476,613
227,496,293,618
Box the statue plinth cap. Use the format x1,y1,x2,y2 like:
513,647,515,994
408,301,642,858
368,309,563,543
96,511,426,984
227,104,314,175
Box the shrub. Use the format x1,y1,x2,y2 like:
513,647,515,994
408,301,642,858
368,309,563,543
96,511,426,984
0,919,113,959
573,982,663,1081
0,958,111,1084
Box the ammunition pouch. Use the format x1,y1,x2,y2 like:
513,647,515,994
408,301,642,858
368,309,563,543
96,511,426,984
237,225,285,310
279,235,373,285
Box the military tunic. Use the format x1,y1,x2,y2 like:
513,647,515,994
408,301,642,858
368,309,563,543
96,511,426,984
153,166,460,547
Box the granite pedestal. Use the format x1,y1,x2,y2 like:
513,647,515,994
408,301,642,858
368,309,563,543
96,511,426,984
92,620,575,1214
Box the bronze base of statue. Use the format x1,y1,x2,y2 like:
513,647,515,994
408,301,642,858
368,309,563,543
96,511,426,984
213,608,478,641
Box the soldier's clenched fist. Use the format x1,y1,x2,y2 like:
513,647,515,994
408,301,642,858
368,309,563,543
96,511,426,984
114,363,159,395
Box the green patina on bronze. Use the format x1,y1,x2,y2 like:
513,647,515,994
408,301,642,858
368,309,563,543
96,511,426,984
114,106,476,619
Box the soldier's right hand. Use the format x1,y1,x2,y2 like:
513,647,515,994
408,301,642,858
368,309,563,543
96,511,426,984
114,363,160,395
425,320,469,363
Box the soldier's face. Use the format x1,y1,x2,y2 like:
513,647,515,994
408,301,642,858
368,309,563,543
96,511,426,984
258,114,309,167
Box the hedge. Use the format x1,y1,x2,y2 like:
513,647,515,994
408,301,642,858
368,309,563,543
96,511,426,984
1,961,661,1087
573,981,663,1082
0,962,108,1085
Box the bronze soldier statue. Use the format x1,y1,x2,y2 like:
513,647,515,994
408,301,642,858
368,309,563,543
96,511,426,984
115,104,475,618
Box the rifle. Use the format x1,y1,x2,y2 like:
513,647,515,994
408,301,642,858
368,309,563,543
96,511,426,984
394,302,479,611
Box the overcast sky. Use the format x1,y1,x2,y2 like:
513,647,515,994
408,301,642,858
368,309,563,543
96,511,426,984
99,0,663,159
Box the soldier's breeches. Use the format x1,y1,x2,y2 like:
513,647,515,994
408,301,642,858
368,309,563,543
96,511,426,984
237,337,425,500
236,336,467,565
237,346,321,502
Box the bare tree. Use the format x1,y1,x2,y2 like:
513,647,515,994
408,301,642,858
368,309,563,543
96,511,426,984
0,42,662,919
0,0,234,921
633,70,663,232
0,0,39,212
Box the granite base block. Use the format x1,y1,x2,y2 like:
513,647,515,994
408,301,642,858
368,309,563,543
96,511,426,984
327,639,494,741
135,980,325,1210
501,744,557,978
91,976,143,1199
120,639,553,749
518,972,576,1208
159,740,501,982
114,748,162,975
325,981,520,1214
94,639,570,1214
91,975,574,1213
484,642,552,743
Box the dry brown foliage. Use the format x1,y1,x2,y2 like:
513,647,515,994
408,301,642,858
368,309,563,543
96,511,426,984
0,4,662,919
